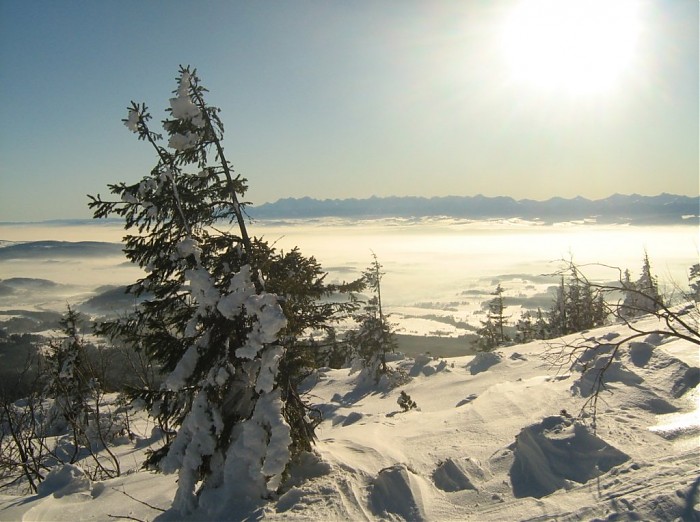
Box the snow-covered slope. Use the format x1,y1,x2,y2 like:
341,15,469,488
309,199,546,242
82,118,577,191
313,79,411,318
1,316,698,521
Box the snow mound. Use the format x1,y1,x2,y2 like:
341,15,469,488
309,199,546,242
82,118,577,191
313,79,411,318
342,411,365,426
409,354,448,377
671,366,700,398
466,351,503,375
629,341,654,367
36,464,91,498
507,416,629,499
572,359,643,397
432,457,488,492
284,451,333,488
370,465,427,521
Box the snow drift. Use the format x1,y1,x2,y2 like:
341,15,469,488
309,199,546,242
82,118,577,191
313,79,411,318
1,315,698,521
507,415,629,498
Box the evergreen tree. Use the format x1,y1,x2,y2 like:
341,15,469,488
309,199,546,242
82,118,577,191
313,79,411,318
515,310,534,343
313,329,354,369
476,283,509,350
89,67,357,516
689,263,700,302
621,252,663,319
45,307,93,460
346,253,397,381
593,292,608,326
548,276,568,337
533,307,549,340
636,252,663,312
45,307,121,478
547,271,607,336
565,270,584,332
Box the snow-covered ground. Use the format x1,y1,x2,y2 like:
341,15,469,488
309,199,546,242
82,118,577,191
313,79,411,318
2,314,697,521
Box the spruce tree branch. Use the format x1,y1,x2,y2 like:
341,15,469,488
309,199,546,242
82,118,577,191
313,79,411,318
106,514,147,522
137,115,191,237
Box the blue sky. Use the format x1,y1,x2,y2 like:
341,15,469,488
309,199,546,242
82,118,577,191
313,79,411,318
0,0,697,221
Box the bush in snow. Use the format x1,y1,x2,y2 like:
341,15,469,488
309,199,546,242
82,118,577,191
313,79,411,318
397,391,417,412
89,67,360,516
44,307,121,479
0,352,51,494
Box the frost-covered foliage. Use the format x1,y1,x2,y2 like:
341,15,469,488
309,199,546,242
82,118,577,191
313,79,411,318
44,307,93,435
547,271,607,337
89,67,360,516
44,307,121,479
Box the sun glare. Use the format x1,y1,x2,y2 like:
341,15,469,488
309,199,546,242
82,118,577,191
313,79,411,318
502,0,642,95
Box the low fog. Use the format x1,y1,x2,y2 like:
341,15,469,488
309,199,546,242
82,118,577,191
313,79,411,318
1,218,697,341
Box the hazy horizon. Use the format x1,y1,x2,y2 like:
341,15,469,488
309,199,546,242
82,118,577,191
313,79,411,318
1,218,697,336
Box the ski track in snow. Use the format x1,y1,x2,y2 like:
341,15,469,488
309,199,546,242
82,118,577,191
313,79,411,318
1,315,698,521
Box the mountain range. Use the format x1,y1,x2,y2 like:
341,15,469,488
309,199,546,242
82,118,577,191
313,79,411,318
249,193,699,224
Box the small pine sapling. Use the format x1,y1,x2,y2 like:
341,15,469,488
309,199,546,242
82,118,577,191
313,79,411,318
347,253,398,382
398,390,417,412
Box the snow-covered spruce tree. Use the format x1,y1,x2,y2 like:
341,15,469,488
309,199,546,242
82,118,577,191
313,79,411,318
476,283,509,351
621,252,663,319
346,253,397,382
45,307,92,445
689,263,700,302
547,270,606,337
547,275,568,337
516,307,550,343
250,243,363,452
89,67,356,515
44,307,121,478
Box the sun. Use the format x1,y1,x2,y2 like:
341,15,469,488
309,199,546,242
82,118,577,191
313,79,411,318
502,0,642,95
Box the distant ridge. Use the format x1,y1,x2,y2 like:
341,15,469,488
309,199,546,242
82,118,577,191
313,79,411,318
0,241,123,260
250,193,699,224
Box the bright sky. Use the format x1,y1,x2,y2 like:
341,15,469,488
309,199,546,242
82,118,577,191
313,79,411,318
0,0,697,221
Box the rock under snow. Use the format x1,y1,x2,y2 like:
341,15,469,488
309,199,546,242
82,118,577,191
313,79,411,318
432,457,487,492
370,465,427,521
466,350,503,375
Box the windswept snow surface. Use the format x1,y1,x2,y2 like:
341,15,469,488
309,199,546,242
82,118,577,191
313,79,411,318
1,316,698,521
